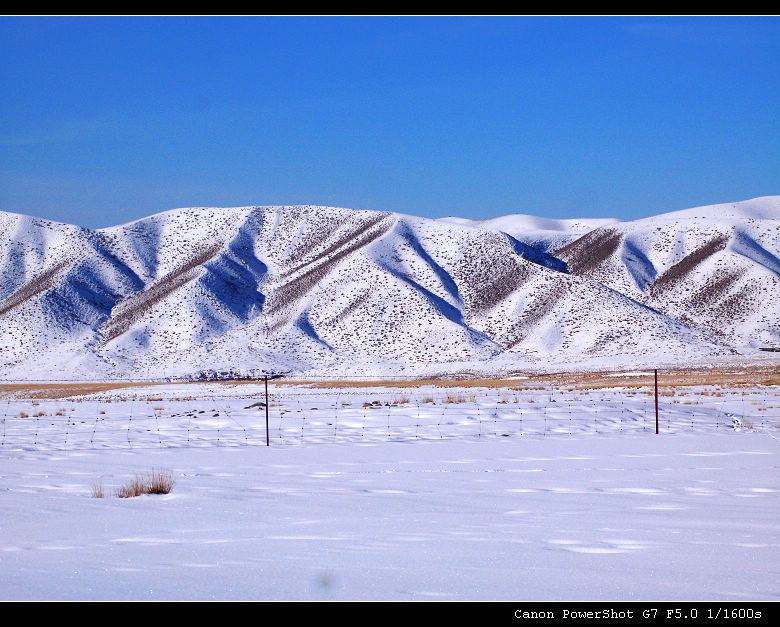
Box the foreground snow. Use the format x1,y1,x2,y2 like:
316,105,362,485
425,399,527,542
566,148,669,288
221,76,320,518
0,383,778,600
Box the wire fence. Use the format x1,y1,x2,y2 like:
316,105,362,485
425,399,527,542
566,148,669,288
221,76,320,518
0,378,778,452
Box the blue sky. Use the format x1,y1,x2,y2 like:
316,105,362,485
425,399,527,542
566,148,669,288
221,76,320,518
1,16,778,228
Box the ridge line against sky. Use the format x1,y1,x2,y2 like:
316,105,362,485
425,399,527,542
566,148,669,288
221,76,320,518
1,15,778,229
3,194,779,232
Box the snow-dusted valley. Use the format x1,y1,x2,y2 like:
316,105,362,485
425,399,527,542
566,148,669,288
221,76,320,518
1,196,779,380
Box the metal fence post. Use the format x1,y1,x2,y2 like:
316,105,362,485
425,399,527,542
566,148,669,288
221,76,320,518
655,369,659,434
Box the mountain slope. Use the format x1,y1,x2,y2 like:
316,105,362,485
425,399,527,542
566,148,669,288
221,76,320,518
551,197,780,348
447,196,780,350
0,199,776,380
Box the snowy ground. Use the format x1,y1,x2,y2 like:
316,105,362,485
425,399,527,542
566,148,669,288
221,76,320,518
1,382,778,600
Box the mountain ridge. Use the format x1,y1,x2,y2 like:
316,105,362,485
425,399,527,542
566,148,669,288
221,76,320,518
0,197,777,380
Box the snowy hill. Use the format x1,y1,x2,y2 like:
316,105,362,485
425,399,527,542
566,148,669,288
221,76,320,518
551,197,780,349
1,198,777,380
441,214,620,253
448,196,780,350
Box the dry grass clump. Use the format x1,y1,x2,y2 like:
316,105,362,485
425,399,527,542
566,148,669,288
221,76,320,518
19,411,29,418
91,479,105,498
444,393,479,404
116,470,175,498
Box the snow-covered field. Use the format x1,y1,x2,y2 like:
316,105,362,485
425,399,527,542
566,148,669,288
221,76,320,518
1,381,778,600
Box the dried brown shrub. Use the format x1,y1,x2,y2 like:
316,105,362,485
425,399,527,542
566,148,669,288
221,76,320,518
116,470,175,498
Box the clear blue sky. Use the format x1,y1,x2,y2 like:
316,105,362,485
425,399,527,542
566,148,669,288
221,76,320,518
1,16,778,228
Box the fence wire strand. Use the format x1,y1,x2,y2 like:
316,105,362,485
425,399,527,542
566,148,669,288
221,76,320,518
0,380,777,452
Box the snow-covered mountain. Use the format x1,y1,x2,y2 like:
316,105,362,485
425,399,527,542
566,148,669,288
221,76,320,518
1,198,777,380
452,196,779,350
441,214,620,253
